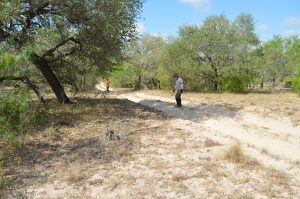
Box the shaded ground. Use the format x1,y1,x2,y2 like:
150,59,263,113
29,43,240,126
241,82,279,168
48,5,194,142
1,95,165,198
1,90,300,198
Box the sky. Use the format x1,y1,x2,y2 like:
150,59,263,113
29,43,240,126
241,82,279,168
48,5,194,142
137,0,300,41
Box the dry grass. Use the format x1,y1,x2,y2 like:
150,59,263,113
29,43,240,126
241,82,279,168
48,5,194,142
66,162,85,183
2,90,298,198
204,138,221,148
267,169,290,188
225,144,259,169
171,174,187,182
225,143,245,163
1,94,166,197
260,148,268,155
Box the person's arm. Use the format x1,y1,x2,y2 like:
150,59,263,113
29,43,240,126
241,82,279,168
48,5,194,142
173,83,176,93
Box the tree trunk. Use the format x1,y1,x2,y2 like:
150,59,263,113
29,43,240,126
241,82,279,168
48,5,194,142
213,81,218,91
260,79,264,89
23,78,46,103
272,77,276,88
31,53,70,104
211,64,219,91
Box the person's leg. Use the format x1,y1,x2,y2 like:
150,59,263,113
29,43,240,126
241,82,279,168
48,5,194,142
175,90,182,107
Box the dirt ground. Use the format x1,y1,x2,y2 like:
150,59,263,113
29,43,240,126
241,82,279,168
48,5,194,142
1,90,300,198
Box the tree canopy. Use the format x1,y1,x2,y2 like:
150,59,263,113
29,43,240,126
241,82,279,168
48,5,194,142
0,0,143,103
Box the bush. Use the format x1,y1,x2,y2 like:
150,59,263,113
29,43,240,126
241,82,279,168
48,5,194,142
292,64,300,95
0,87,31,143
220,75,251,93
111,64,133,87
283,77,294,88
293,77,300,95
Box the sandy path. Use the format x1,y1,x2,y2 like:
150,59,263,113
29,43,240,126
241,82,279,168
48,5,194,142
120,92,300,180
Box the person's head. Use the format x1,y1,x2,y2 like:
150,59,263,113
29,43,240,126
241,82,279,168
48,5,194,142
173,73,179,79
106,78,109,81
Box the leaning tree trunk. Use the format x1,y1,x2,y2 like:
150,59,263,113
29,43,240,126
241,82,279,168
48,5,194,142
31,53,70,104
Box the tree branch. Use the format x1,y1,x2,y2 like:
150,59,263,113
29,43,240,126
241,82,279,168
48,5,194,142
42,37,81,58
0,76,45,103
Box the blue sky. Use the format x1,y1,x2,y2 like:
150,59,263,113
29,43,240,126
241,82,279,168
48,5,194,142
137,0,300,41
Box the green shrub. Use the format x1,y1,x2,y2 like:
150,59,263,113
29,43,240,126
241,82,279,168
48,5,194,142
292,64,300,95
283,77,294,88
220,75,251,93
111,63,133,88
0,172,15,189
293,78,300,95
0,87,31,143
32,110,50,126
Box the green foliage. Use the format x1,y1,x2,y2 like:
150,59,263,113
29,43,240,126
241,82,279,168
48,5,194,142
111,63,133,88
157,13,259,92
0,172,15,189
0,87,31,143
0,53,17,72
0,0,21,20
283,77,294,88
0,47,35,81
111,34,167,90
0,0,144,101
292,64,300,95
220,75,250,92
32,110,50,127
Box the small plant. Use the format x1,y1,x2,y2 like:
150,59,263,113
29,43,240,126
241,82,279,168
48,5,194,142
32,110,50,126
46,126,58,137
0,172,15,189
225,143,245,163
67,162,84,183
0,87,31,144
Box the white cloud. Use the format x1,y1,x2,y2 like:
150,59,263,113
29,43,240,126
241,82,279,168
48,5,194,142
258,24,270,32
285,17,300,25
178,0,211,9
136,23,146,33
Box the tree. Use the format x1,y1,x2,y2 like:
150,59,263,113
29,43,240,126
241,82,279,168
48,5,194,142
0,0,143,103
158,14,260,92
261,36,287,88
285,36,300,77
112,33,167,89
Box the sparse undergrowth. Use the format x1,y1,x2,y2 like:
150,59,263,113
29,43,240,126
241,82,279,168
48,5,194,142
0,95,165,196
1,92,298,198
0,171,15,189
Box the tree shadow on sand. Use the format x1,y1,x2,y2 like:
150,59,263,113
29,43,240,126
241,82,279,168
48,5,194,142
138,99,238,122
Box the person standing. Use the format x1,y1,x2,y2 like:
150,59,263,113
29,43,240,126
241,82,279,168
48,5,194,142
173,73,184,107
105,78,111,92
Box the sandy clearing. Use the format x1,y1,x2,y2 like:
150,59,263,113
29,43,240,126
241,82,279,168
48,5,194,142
6,92,300,198
120,92,300,180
